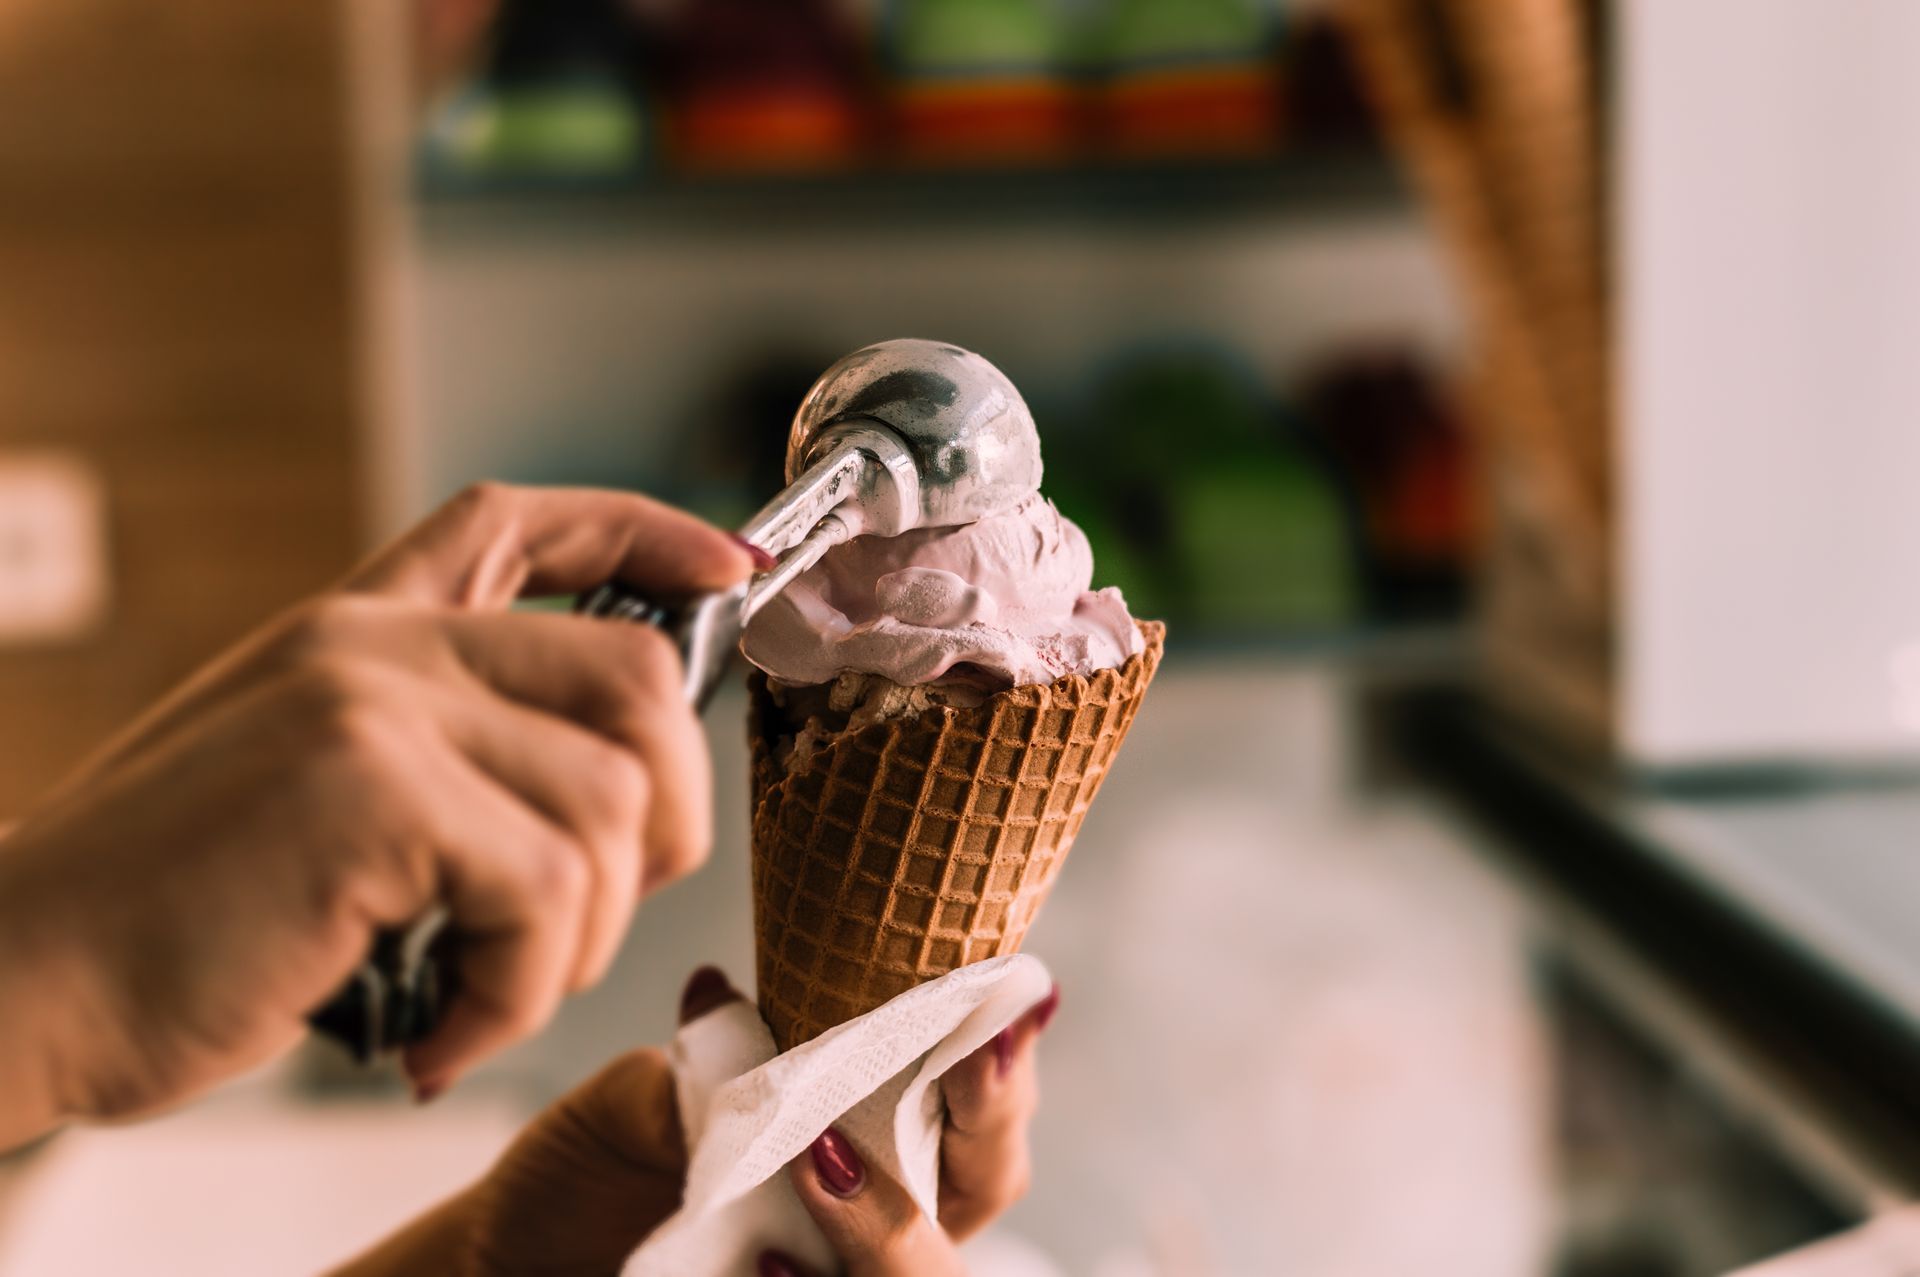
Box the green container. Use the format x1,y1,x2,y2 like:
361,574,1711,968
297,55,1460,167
1060,344,1359,633
889,0,1067,74
1096,0,1275,67
429,76,645,178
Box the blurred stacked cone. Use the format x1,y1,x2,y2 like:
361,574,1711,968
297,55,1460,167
750,622,1164,1052
1340,0,1614,738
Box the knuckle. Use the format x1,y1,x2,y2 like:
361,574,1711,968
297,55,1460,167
497,991,554,1042
615,624,685,702
290,660,400,751
472,965,566,1042
529,834,593,906
275,594,382,661
449,480,512,522
580,742,650,833
437,483,519,562
605,701,651,755
875,1214,928,1260
644,822,711,891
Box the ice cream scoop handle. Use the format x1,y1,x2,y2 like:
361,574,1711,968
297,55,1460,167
305,908,456,1065
736,438,875,555
573,582,747,710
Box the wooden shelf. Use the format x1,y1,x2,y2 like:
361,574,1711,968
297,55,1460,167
414,147,1406,230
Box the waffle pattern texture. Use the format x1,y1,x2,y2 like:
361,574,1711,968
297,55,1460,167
749,621,1164,1051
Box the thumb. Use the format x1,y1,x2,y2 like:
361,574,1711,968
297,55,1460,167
464,1048,684,1276
778,1129,966,1277
343,482,756,608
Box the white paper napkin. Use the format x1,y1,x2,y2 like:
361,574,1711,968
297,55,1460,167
623,954,1053,1276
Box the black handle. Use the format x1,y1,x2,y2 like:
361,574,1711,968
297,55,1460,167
306,919,458,1064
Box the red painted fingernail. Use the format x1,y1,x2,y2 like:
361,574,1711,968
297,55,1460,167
810,1128,865,1197
1029,984,1062,1034
757,1251,807,1277
992,1027,1015,1077
680,965,734,1022
412,1078,446,1106
730,534,777,572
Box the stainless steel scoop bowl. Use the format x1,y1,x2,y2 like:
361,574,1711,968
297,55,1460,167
787,338,1044,533
311,340,1043,1061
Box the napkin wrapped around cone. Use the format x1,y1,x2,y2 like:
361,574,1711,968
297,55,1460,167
748,621,1164,1052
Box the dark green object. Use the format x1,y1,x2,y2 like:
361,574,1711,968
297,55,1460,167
1171,457,1354,629
1058,345,1358,633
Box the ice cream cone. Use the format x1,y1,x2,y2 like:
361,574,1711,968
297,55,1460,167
749,621,1164,1051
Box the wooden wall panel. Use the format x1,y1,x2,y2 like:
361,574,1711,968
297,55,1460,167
0,1,406,815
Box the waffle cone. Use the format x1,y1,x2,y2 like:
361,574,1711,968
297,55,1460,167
749,621,1164,1051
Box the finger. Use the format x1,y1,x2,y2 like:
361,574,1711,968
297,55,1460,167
788,1130,965,1277
398,748,596,1095
344,482,758,608
678,965,745,1027
465,1048,686,1276
432,685,652,992
442,610,716,889
756,1251,826,1277
939,985,1057,1239
546,1048,685,1177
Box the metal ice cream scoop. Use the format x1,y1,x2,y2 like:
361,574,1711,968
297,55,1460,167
581,338,1045,705
309,339,1043,1062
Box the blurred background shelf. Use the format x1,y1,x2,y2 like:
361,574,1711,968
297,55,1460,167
1166,620,1465,668
394,0,1458,656
416,146,1407,227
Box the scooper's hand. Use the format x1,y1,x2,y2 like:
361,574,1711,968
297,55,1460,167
0,484,757,1150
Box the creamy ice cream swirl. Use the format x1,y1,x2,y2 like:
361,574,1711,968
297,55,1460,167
742,496,1142,689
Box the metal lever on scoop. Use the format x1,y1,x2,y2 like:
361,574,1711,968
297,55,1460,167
568,422,914,703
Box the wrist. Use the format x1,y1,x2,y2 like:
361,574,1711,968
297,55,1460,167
0,823,91,1149
324,1186,481,1277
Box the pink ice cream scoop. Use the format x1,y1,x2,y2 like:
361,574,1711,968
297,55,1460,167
742,495,1142,688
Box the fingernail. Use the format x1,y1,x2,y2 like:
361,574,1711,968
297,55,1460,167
810,1128,865,1197
730,534,777,572
412,1078,446,1106
992,1027,1015,1078
680,965,733,1022
1029,984,1062,1034
757,1251,806,1277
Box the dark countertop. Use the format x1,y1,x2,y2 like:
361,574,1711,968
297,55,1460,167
1394,686,1920,1208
